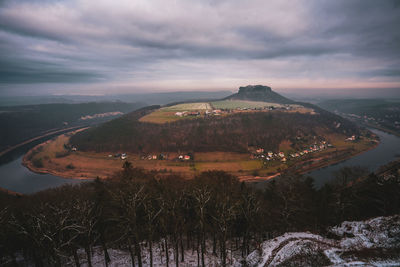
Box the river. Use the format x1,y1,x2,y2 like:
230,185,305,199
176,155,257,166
0,132,89,195
309,128,400,187
0,156,83,194
0,128,399,194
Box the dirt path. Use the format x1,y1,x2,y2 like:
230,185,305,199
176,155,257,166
263,236,338,266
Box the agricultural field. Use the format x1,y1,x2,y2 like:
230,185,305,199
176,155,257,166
140,102,212,123
162,102,212,111
139,109,185,123
25,133,270,179
140,100,313,124
211,100,284,110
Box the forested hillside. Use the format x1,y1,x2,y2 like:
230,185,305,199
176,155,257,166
70,104,360,153
318,99,400,135
0,102,145,151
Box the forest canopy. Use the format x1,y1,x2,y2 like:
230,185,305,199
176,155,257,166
1,164,399,266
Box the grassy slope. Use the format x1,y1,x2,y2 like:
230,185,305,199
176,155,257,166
211,100,284,109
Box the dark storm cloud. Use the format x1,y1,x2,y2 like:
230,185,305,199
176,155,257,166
0,58,104,83
315,1,400,58
0,0,399,93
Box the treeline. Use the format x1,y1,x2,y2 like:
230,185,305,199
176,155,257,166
0,102,145,151
0,164,399,266
71,107,360,153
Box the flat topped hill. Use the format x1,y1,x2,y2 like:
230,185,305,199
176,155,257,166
136,85,305,124
226,85,294,104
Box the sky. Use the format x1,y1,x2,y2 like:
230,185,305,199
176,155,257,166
0,0,400,96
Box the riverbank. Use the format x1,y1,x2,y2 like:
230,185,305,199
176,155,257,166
22,128,95,180
308,128,400,187
0,126,86,158
238,138,379,182
0,186,22,196
363,123,400,138
23,127,379,182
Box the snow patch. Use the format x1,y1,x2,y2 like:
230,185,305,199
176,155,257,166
246,215,400,267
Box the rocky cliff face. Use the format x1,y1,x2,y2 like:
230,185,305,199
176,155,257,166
238,85,272,94
226,85,294,104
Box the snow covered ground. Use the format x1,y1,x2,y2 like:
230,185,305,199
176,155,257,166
246,215,400,266
68,240,242,267
63,215,399,266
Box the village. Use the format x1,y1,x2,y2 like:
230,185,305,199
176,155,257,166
250,140,334,165
100,135,365,166
174,104,297,118
104,139,337,166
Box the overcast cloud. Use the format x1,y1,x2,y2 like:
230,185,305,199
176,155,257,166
0,0,399,95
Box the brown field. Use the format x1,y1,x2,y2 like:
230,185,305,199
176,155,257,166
139,110,185,124
195,152,249,161
195,159,262,173
279,140,293,153
286,107,316,114
24,133,274,179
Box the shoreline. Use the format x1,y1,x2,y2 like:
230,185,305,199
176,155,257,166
0,126,86,158
22,133,95,181
23,137,380,182
239,139,380,182
0,186,22,196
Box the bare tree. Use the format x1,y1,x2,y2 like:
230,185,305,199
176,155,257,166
73,199,99,267
193,187,211,267
143,194,162,267
111,182,147,267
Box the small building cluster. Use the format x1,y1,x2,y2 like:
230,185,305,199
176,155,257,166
178,154,192,161
345,135,357,141
174,104,299,119
141,154,167,160
109,153,127,160
235,104,297,112
64,144,77,151
251,141,333,163
175,110,221,117
175,111,202,117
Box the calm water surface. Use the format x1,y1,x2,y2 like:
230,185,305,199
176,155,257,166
0,156,84,194
309,128,400,187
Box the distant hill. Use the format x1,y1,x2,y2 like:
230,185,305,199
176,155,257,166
0,91,232,107
69,85,366,154
317,98,400,135
225,85,294,104
0,102,145,152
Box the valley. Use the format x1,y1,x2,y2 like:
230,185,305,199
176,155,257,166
22,86,378,181
2,2,399,265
